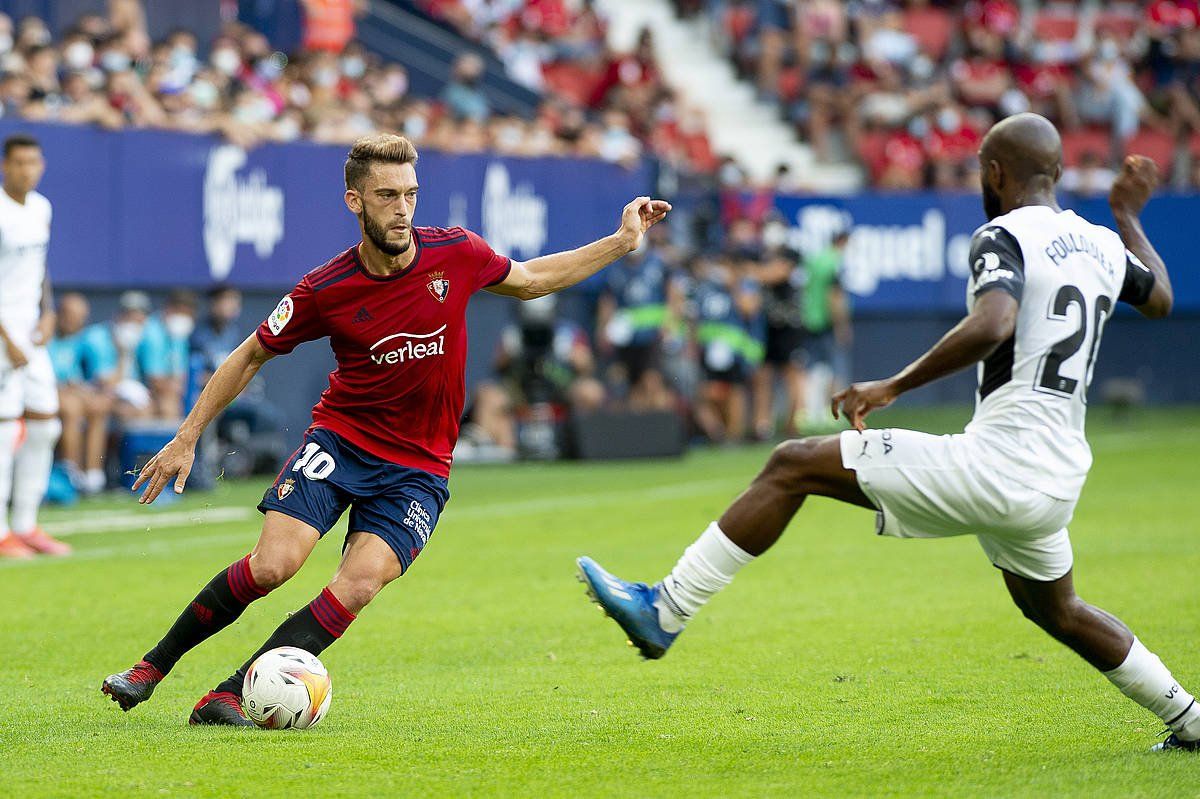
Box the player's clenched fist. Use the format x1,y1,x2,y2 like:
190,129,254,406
1109,154,1158,217
616,196,672,252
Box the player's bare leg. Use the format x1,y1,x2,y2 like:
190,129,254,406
1003,569,1200,750
200,531,402,725
578,436,874,657
102,512,318,712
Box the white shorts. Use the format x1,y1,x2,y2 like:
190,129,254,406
0,345,60,418
840,428,1077,582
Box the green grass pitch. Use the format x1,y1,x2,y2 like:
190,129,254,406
2,407,1198,797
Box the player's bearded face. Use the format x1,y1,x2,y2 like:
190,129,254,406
361,205,412,256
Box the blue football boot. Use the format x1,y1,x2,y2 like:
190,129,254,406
1152,733,1200,752
576,556,681,659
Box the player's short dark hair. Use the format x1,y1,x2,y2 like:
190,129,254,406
344,133,418,190
4,134,40,158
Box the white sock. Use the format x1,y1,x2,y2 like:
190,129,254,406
0,420,19,533
11,417,60,534
657,522,755,632
85,468,105,493
1104,638,1200,741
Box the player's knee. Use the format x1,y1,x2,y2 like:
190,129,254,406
334,576,386,614
249,554,303,591
763,438,820,486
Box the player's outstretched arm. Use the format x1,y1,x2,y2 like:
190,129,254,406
1109,155,1173,319
487,196,671,300
132,334,275,504
832,290,1017,431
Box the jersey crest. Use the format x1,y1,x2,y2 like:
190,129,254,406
426,272,449,303
277,478,296,500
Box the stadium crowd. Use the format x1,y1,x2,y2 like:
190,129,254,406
680,0,1200,190
47,285,281,495
0,0,716,173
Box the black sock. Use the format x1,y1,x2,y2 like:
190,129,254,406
143,554,268,675
215,587,356,696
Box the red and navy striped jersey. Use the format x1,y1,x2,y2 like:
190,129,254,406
256,226,511,477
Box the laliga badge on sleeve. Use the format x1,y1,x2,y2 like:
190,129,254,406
268,295,294,335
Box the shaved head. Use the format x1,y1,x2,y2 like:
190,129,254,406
979,113,1063,219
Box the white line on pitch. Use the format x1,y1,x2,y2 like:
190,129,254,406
39,507,255,537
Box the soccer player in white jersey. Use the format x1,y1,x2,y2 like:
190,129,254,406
579,113,1200,752
0,134,70,558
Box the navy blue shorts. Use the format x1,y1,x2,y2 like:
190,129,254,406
258,427,450,572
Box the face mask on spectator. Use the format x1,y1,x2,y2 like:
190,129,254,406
211,48,241,76
275,115,302,141
908,116,930,139
190,80,219,109
341,56,365,79
164,313,194,340
1098,40,1120,61
313,67,339,88
234,96,274,124
100,50,131,73
64,41,94,70
0,34,12,55
936,109,961,134
256,57,282,81
404,113,428,140
113,321,143,350
170,45,197,72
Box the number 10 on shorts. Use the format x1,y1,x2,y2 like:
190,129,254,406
293,442,336,480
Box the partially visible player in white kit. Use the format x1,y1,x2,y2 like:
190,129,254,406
579,113,1200,751
0,134,70,559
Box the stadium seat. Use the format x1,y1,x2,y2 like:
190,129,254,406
1125,128,1176,174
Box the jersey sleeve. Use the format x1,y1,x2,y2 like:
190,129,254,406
1117,250,1156,307
465,229,512,292
255,279,325,356
969,226,1025,302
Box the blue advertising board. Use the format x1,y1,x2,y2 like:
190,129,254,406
771,191,1200,312
0,121,653,290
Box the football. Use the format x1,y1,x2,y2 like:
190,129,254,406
241,647,333,730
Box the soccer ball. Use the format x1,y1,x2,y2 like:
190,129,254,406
241,646,333,729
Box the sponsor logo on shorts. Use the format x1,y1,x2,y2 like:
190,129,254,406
368,326,447,366
277,478,296,500
402,500,432,544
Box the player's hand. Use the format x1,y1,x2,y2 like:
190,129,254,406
616,196,672,252
1109,155,1159,217
4,340,28,369
131,435,196,505
831,379,898,432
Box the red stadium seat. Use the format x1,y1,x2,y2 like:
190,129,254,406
1061,127,1112,167
903,5,954,61
1125,128,1176,173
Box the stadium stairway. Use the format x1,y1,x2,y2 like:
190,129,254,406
596,0,860,191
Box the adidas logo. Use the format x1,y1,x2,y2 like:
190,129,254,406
352,306,373,324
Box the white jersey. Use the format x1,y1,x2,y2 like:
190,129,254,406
962,205,1155,500
0,188,52,344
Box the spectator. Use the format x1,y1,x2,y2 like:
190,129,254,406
106,290,155,420
691,255,763,444
596,235,683,412
442,53,490,122
796,230,852,429
139,289,197,421
48,292,114,494
190,285,282,475
752,247,805,440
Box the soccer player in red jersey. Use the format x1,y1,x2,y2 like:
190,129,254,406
101,134,670,725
